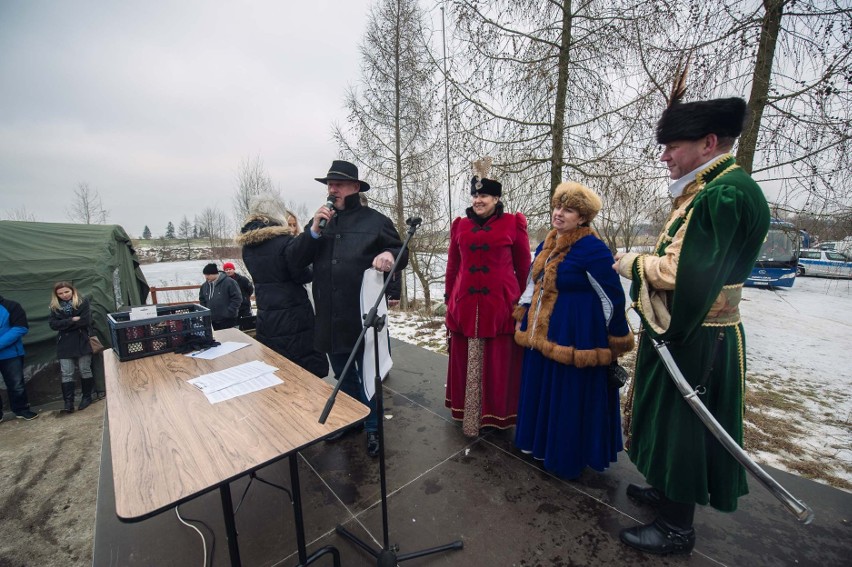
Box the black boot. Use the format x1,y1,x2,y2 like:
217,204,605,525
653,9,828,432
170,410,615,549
61,382,76,414
620,517,695,555
78,378,94,411
626,483,664,508
620,497,696,556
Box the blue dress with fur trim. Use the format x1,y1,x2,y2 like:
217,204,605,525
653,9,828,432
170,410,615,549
514,230,633,479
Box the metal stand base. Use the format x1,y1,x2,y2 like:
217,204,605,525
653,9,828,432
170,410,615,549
336,524,463,565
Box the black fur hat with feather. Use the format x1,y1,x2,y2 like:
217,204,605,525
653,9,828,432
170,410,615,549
656,56,748,144
469,157,502,197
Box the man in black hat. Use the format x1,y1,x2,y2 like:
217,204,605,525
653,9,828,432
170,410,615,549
613,97,770,555
199,263,242,330
289,160,407,457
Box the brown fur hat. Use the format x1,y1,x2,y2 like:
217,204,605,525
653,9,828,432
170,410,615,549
551,182,602,223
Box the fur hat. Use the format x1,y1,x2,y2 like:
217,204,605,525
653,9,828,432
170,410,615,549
248,192,288,225
656,97,748,144
202,263,219,275
551,182,602,223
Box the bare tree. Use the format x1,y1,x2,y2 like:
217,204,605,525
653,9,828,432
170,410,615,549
335,0,445,312
3,207,37,221
66,182,108,224
197,207,231,252
736,0,851,216
177,215,193,260
232,155,276,224
445,0,672,220
634,0,851,219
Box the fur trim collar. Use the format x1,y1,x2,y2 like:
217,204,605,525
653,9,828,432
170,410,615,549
236,215,295,246
515,227,631,367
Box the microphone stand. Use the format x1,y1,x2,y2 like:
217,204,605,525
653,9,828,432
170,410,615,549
319,217,464,566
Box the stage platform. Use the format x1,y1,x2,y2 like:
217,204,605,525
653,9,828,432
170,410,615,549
93,339,851,566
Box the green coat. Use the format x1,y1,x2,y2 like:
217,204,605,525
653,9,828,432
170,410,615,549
627,154,770,512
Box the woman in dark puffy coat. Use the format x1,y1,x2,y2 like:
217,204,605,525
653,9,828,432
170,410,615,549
235,195,329,378
48,281,95,413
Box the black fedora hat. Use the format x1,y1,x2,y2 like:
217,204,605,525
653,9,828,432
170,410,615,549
314,160,370,192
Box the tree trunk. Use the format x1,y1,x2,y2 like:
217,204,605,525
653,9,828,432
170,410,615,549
737,0,784,174
550,0,573,197
393,0,408,310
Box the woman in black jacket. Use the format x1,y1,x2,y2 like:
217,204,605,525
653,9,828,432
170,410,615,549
48,281,94,412
235,196,329,378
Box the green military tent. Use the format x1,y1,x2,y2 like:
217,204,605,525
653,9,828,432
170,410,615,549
0,221,149,405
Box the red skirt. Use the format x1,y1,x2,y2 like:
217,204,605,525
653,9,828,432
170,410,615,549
445,331,524,432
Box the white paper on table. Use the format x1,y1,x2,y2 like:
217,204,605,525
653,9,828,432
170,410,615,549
360,268,392,400
184,341,250,360
202,372,282,404
188,360,279,394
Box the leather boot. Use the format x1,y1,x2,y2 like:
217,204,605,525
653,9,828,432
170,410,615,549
626,483,664,508
620,517,695,555
61,382,76,414
78,378,94,411
621,497,696,556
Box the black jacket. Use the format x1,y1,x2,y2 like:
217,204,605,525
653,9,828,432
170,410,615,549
229,272,254,318
236,218,329,377
198,272,242,324
289,194,408,354
48,297,93,359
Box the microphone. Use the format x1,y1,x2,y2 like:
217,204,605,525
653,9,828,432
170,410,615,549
318,195,336,230
406,217,422,227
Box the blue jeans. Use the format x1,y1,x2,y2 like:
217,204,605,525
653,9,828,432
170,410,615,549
0,355,31,414
59,356,93,383
328,352,377,432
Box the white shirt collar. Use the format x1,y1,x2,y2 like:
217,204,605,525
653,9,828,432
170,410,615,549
667,156,721,198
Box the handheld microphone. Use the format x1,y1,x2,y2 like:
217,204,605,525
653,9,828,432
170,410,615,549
406,217,422,227
318,195,336,230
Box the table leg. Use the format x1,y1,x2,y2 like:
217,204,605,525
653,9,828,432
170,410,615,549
220,484,241,567
289,455,308,564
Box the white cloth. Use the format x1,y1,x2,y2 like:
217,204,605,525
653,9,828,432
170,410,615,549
667,156,720,198
360,268,393,400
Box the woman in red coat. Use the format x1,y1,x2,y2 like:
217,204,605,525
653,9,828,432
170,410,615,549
445,166,531,437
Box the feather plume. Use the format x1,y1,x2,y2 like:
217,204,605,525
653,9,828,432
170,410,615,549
471,157,493,181
667,53,691,108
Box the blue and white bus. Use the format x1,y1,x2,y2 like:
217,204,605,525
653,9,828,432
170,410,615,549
745,220,800,288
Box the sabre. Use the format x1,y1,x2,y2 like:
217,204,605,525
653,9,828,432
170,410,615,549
650,337,814,524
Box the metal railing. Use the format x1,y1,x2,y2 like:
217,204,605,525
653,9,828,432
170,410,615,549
149,285,255,306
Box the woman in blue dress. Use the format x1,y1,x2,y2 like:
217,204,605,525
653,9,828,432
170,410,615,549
513,182,634,479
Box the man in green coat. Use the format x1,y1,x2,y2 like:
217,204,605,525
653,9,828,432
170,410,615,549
614,96,770,555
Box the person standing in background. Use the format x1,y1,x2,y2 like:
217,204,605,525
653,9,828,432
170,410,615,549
223,261,254,320
0,294,38,421
48,282,94,413
199,263,242,330
236,194,328,378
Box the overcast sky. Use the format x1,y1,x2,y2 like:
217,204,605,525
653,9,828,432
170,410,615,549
0,0,381,237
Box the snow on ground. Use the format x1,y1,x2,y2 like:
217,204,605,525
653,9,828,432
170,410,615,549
140,260,852,489
739,277,852,487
